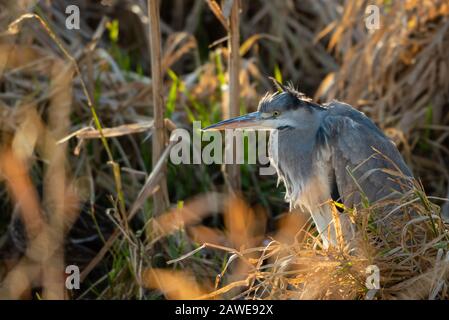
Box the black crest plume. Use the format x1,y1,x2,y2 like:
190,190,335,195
268,77,313,102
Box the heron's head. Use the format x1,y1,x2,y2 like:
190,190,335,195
203,78,326,132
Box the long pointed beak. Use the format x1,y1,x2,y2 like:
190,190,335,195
203,112,265,131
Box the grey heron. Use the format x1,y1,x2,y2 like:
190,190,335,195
204,79,414,248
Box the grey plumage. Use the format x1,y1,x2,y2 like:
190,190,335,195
272,99,413,208
204,81,414,248
320,101,413,208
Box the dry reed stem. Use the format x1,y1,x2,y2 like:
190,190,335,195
224,0,241,191
0,29,78,298
148,0,169,216
58,121,154,144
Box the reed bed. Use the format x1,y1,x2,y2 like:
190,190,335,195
0,0,448,300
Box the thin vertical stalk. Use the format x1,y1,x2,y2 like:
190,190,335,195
226,0,241,191
41,60,73,300
148,0,168,215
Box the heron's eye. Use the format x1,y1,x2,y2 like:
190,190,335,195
272,111,280,117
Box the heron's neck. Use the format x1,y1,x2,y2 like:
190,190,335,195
269,127,323,205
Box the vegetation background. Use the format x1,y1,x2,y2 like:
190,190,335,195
0,0,448,299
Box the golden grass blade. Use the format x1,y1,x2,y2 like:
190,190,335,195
205,0,229,31
142,268,208,299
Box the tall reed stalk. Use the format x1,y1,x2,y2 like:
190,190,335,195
148,0,168,215
225,0,241,191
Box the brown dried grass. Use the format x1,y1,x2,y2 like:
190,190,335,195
317,0,449,206
153,182,449,300
1,0,448,300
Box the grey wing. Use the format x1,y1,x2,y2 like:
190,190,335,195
321,108,413,208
